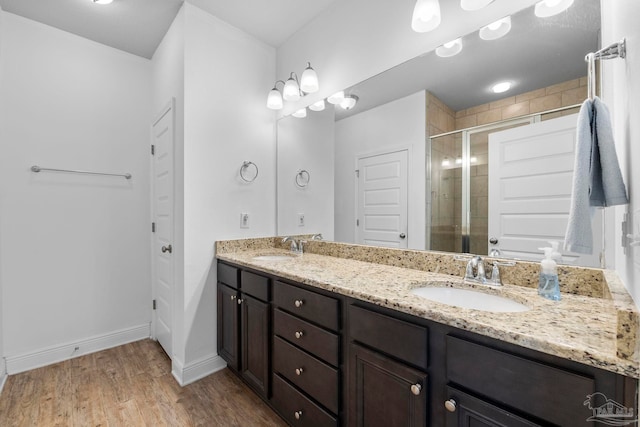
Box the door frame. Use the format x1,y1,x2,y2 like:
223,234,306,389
354,144,412,247
150,98,176,356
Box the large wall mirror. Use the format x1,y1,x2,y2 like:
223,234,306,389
277,0,602,267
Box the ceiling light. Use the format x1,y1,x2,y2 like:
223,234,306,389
412,0,441,33
300,62,319,93
436,38,463,57
92,0,113,4
442,157,451,167
327,91,345,105
479,16,511,40
492,81,512,93
534,0,574,17
455,157,462,164
460,0,494,11
266,83,284,110
292,108,307,118
470,156,478,163
309,100,326,112
283,74,301,101
340,95,359,110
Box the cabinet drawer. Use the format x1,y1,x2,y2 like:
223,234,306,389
349,304,428,370
272,374,337,427
240,270,270,301
274,281,339,331
273,336,339,414
446,336,595,426
217,262,238,289
274,309,339,367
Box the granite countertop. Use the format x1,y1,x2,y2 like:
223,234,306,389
216,240,640,379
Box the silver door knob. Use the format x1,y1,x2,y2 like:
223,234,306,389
230,295,236,301
237,298,243,305
489,237,498,244
410,383,421,396
294,299,304,308
294,410,303,420
295,331,304,339
399,233,406,239
445,399,457,412
295,368,304,376
161,244,172,253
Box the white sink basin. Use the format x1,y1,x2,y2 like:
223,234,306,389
411,287,530,313
252,255,297,262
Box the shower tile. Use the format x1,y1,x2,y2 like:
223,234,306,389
489,96,515,110
530,93,562,113
546,78,580,95
515,87,546,103
502,101,530,119
477,108,502,125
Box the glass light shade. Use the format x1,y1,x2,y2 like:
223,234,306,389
479,16,511,40
327,91,345,105
534,0,574,17
283,77,301,101
309,100,326,112
492,81,512,93
339,95,358,110
411,0,441,33
266,88,283,110
300,63,319,93
435,38,463,58
460,0,494,11
292,108,307,118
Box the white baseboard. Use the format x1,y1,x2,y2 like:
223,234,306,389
0,359,7,395
5,323,151,374
172,353,227,386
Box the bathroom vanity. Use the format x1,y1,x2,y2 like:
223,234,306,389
215,238,639,427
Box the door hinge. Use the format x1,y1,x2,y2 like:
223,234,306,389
355,169,359,178
152,222,156,233
151,145,155,155
153,299,157,310
356,219,360,226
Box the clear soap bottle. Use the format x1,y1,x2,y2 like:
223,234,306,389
538,247,561,301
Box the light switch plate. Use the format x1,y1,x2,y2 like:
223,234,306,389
240,213,250,229
298,213,305,227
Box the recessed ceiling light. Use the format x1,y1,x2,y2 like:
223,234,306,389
534,0,574,17
92,0,113,4
491,81,512,93
436,38,463,57
479,16,511,40
460,0,494,11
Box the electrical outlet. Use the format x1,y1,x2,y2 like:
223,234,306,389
240,213,250,229
298,213,305,227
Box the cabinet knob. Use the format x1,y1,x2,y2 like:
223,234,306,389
230,295,236,301
295,367,304,376
294,299,304,308
294,410,303,420
410,383,422,396
445,399,457,412
161,244,173,253
237,298,243,305
295,331,304,339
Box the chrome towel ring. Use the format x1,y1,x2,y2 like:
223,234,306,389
240,161,258,183
295,169,310,188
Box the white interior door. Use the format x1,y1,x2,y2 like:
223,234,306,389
152,100,175,357
488,114,601,267
356,150,408,248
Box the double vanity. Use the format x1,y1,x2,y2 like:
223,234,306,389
215,237,639,426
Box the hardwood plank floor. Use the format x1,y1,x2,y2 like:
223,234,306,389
0,339,287,427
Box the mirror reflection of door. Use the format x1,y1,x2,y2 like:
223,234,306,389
356,150,408,248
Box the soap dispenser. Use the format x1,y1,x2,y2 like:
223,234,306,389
538,247,561,301
548,240,563,264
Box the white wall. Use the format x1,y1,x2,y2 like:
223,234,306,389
335,92,426,249
277,109,335,239
276,0,539,117
0,4,5,388
0,13,152,371
601,1,640,309
181,4,276,371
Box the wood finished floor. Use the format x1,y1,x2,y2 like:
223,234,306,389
0,339,287,427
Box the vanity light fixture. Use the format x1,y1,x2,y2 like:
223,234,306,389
435,38,463,57
266,62,319,110
340,95,359,110
479,16,511,40
411,0,441,33
442,157,451,167
327,91,345,105
534,0,574,18
491,81,512,93
309,99,326,112
92,0,113,4
460,0,494,11
292,108,307,118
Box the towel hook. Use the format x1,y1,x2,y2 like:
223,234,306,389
240,161,258,183
295,169,310,188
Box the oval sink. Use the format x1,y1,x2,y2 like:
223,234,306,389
411,287,530,312
252,255,297,262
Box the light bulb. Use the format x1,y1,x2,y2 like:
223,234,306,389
479,16,511,41
327,91,345,105
339,95,358,110
309,100,326,112
534,0,574,17
292,108,307,118
266,87,283,110
412,0,441,33
300,63,319,93
436,38,463,58
283,76,301,101
460,0,494,11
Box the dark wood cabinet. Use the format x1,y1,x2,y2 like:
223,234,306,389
349,343,428,427
240,293,270,396
217,283,239,370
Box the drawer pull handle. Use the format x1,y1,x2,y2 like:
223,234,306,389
294,299,304,308
445,399,457,412
295,331,304,339
411,383,422,396
294,410,303,420
237,298,243,305
230,295,236,301
295,367,304,376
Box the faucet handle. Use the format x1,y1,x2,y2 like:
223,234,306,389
475,257,487,284
488,260,516,286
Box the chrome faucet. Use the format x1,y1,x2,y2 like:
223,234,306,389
282,236,304,254
311,233,323,240
465,255,487,284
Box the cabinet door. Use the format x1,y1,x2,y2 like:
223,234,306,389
349,343,427,427
445,386,540,427
217,283,239,370
240,293,270,397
